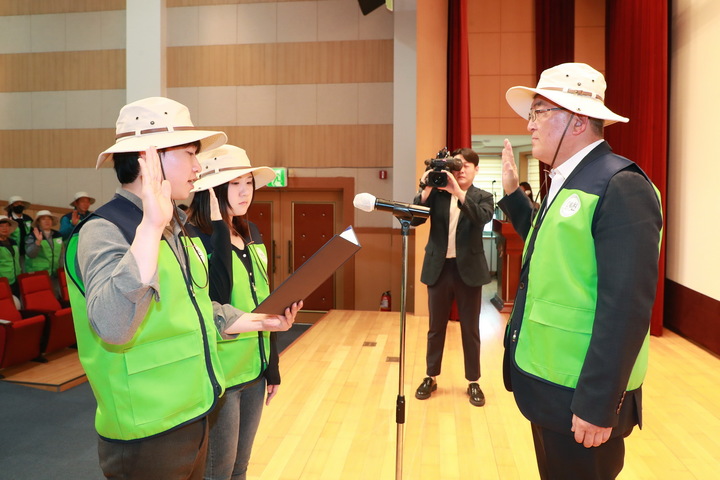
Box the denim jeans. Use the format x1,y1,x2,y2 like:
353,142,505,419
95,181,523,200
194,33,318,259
204,377,266,480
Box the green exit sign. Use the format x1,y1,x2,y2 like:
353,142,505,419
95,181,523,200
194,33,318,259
267,167,287,187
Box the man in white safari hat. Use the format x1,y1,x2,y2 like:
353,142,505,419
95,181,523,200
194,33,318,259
59,191,96,240
499,63,663,479
64,97,300,479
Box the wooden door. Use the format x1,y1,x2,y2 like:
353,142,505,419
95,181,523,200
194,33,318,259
248,190,342,311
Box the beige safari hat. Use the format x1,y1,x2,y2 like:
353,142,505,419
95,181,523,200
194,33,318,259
506,63,629,126
5,195,31,210
97,97,228,168
33,210,59,227
0,215,18,234
192,145,277,192
70,191,96,207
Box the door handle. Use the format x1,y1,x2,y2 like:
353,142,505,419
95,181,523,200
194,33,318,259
288,240,292,274
271,240,277,274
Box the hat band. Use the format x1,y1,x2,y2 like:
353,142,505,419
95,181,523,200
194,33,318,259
540,87,604,103
197,166,253,179
116,126,197,140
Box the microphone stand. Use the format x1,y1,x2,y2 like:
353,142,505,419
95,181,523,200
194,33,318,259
390,208,415,480
396,216,410,480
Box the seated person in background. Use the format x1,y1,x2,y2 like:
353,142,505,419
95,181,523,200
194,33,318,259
0,215,22,296
60,191,95,240
519,181,541,211
25,210,64,279
4,196,33,257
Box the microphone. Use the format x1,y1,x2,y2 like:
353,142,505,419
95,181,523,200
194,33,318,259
353,193,430,219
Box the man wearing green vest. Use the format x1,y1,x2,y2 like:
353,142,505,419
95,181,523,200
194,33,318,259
499,63,662,479
0,215,21,295
65,97,300,479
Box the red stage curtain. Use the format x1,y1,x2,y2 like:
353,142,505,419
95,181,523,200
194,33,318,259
446,0,471,150
534,0,575,198
604,0,668,336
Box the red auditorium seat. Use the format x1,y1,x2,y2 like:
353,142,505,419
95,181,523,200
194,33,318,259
57,267,70,307
0,277,45,371
17,271,76,355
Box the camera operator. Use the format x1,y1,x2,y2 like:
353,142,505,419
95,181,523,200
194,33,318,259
412,147,494,406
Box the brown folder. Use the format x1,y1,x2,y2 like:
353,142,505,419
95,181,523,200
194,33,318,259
253,226,361,315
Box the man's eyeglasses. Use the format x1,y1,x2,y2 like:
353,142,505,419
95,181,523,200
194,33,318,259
528,107,564,122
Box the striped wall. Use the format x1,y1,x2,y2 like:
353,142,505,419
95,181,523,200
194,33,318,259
0,0,395,221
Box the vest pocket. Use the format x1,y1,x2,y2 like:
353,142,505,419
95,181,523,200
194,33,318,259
517,299,594,388
124,331,208,426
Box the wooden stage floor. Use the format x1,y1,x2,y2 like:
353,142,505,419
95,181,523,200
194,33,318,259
0,348,86,392
249,306,720,479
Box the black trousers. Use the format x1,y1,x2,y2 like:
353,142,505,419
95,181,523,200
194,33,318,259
98,416,209,480
531,423,626,480
426,258,482,381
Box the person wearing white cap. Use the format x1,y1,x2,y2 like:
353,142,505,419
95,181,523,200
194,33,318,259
498,63,663,479
25,210,63,279
59,191,96,240
4,195,33,256
187,144,290,480
0,215,21,294
63,97,300,479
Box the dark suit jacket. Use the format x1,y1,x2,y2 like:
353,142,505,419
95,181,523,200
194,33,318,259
498,141,663,437
412,185,494,287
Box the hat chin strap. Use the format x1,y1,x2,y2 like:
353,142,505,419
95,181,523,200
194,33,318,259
549,112,576,170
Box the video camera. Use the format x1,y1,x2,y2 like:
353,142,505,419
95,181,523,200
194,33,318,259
424,148,463,188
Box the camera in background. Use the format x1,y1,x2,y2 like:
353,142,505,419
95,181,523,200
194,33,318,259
424,148,463,188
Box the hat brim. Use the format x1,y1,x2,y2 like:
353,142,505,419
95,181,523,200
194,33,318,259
506,86,629,126
96,130,228,168
34,215,59,227
71,197,96,207
192,166,277,192
5,200,31,210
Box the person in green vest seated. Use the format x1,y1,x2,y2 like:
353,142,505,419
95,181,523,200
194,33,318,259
25,210,64,280
188,144,285,480
64,96,300,480
59,191,96,241
4,196,33,258
0,215,22,297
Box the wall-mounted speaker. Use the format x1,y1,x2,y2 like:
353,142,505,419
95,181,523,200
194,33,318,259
358,0,385,16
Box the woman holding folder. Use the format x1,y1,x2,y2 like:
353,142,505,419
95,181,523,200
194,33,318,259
188,144,297,480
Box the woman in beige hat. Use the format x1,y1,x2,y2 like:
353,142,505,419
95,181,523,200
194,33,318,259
63,97,300,479
0,215,21,294
24,210,63,278
188,144,287,480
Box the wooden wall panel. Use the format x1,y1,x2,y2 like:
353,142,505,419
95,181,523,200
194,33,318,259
168,44,279,87
0,129,113,168
167,40,392,87
0,125,391,169
0,0,124,15
168,0,313,6
0,50,125,92
219,124,392,168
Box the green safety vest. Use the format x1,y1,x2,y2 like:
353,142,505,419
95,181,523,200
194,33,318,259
0,242,20,284
65,197,225,441
218,243,271,388
25,233,63,275
514,158,661,391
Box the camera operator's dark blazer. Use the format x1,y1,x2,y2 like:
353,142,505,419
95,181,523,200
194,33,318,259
412,185,494,287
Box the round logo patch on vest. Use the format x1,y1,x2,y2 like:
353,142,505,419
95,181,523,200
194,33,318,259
560,194,581,217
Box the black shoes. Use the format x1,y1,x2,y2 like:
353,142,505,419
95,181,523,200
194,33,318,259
415,377,437,400
415,377,485,406
467,382,485,407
